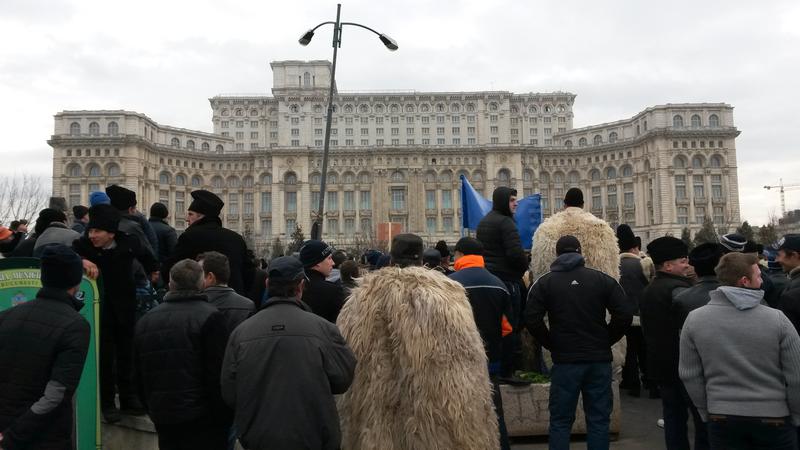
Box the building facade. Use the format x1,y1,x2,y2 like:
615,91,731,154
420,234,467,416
49,60,741,249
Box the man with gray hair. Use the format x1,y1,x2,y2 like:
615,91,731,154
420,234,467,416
134,259,231,450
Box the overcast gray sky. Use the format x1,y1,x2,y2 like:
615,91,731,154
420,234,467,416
2,0,798,225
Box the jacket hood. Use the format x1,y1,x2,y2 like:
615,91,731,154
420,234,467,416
491,186,517,217
550,252,585,272
714,286,764,310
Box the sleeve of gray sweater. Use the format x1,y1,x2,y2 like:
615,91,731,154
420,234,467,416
679,318,708,421
778,312,800,426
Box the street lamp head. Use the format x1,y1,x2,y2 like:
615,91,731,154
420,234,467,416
379,33,399,51
299,30,315,46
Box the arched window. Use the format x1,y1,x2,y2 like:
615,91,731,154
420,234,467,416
405,105,414,113
466,103,475,112
221,109,229,116
608,132,618,143
227,176,240,188
621,165,633,177
691,115,702,128
215,144,224,153
358,172,371,184
606,167,617,179
528,105,538,114
564,140,573,147
497,169,511,183
710,155,723,168
303,72,311,87
557,105,566,113
70,122,81,136
674,155,688,168
88,164,101,177
243,176,253,187
439,170,453,183
201,142,210,151
544,105,552,113
554,172,564,183
235,109,243,116
309,173,321,185
261,173,272,185
250,109,258,117
590,169,601,181
106,163,121,177
523,169,534,181
424,171,436,183
375,104,385,113
390,171,404,182
107,121,119,136
644,160,651,172
87,122,99,136
579,137,587,147
186,140,195,150
174,174,186,186
540,172,550,183
327,172,339,184
159,171,171,184
171,137,180,147
284,172,297,185
451,104,460,113
435,103,445,112
692,155,704,169
344,105,353,113
673,115,684,128
211,176,224,188
67,164,81,177
343,172,355,184
568,171,580,184
708,114,720,127
191,175,203,187
593,135,603,145
472,170,484,182
489,102,498,111
289,104,299,114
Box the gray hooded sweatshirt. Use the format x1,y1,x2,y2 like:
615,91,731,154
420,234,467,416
680,286,800,424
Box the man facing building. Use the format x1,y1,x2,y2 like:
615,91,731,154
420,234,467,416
221,256,356,450
680,252,800,450
298,240,345,323
777,234,800,332
526,235,632,450
199,251,255,335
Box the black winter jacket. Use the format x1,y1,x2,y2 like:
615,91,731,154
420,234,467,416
203,286,255,336
619,253,649,317
148,217,177,263
449,266,511,370
134,290,231,426
163,216,255,295
73,233,158,326
779,267,800,333
9,235,37,258
0,287,90,450
673,275,720,329
525,253,632,364
476,187,529,281
221,297,356,450
640,271,692,384
301,269,345,323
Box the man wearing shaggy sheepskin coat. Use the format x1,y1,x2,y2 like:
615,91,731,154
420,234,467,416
337,233,499,450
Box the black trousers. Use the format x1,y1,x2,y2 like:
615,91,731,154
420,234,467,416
156,419,228,450
660,381,709,450
100,305,135,407
621,325,645,389
708,415,796,450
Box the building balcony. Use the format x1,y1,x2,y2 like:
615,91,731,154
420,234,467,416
425,208,438,216
325,210,340,218
342,209,356,217
358,210,372,217
675,198,690,205
226,214,240,221
711,197,726,204
389,209,408,215
693,197,707,203
441,208,454,215
243,213,254,220
259,212,272,218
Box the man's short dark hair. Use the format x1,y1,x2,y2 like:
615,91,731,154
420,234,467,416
455,237,484,256
170,259,204,291
340,260,360,284
332,250,348,268
715,253,759,286
9,220,20,231
198,251,231,284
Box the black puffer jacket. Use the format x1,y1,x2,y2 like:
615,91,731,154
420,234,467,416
0,287,90,450
673,276,720,329
148,217,177,263
163,216,255,295
640,271,692,384
525,253,632,364
301,269,345,323
203,286,255,335
475,187,529,281
134,290,230,426
779,267,800,333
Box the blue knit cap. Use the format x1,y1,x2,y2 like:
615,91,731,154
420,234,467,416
89,191,111,206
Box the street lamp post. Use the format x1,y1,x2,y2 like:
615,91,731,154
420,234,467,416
299,3,397,241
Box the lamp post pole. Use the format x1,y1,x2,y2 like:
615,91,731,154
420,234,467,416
300,4,397,241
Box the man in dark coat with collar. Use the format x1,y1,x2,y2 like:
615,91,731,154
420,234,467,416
777,234,800,332
135,259,231,450
162,190,255,295
640,236,708,450
105,185,158,260
148,202,177,263
0,245,90,450
221,256,356,450
674,243,723,329
299,240,345,323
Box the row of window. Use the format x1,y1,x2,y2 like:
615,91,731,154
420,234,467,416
66,163,121,177
65,148,120,157
673,114,721,128
673,154,725,169
676,207,727,225
69,121,118,136
169,138,224,152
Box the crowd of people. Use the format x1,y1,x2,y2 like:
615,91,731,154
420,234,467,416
0,183,799,450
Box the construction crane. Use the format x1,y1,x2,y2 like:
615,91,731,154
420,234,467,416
763,179,800,216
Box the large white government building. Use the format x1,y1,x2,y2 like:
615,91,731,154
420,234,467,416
49,60,741,249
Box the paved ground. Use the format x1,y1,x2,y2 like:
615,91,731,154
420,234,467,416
511,391,669,449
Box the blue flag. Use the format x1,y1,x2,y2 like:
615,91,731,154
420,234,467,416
460,175,542,250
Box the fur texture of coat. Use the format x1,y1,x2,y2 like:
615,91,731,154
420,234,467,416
529,207,627,377
336,266,499,450
530,207,620,280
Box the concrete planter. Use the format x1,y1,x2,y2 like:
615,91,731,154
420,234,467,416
500,381,621,437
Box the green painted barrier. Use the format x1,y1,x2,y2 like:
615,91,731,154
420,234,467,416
0,258,101,450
